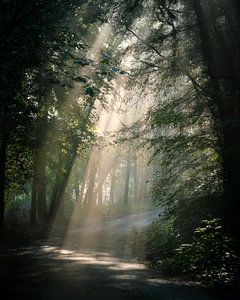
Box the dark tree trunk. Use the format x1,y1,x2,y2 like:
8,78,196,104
31,176,37,225
37,149,47,223
48,152,65,221
31,147,48,224
0,136,7,231
48,151,76,222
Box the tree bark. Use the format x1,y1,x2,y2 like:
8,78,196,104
0,136,7,231
123,152,131,205
31,146,48,224
133,153,138,203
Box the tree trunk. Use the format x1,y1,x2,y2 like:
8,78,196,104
123,153,131,205
48,152,66,221
31,147,48,224
31,176,37,225
133,153,138,203
48,151,76,222
37,150,47,223
0,137,7,231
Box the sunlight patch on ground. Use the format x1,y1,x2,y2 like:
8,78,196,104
109,262,147,271
110,274,138,280
40,245,146,272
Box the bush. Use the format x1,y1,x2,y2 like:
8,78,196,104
132,215,239,288
145,218,181,262
132,218,181,266
161,219,240,287
5,195,31,224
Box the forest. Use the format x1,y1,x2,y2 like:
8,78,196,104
0,0,240,299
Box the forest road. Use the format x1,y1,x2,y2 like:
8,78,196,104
0,211,223,300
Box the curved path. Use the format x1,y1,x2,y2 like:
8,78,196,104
0,211,223,299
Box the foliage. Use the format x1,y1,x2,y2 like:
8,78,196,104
5,192,31,224
0,0,126,227
131,218,181,261
149,218,240,287
145,218,181,261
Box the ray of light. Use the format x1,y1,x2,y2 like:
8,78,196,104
51,5,157,255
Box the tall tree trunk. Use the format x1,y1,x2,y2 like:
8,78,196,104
36,149,47,223
94,151,118,205
31,147,48,224
133,153,138,203
123,152,131,205
31,176,37,225
0,136,7,231
48,151,76,222
48,152,65,221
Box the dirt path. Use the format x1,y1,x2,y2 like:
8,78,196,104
0,212,224,299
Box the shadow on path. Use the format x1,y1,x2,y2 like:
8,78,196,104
0,212,227,299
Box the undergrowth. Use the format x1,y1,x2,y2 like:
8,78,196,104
132,217,240,288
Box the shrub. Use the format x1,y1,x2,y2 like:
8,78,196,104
162,219,240,287
132,218,181,267
145,218,181,262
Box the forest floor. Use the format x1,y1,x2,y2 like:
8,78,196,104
0,211,238,300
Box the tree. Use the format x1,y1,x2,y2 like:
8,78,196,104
0,0,117,229
0,0,83,229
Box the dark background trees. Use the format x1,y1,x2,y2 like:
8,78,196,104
0,0,111,229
